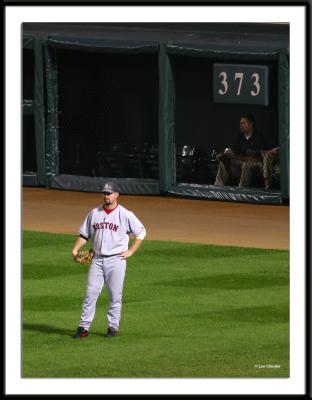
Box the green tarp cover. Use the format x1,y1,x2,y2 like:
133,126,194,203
47,36,159,53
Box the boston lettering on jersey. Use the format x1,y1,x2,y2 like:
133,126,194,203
93,222,119,232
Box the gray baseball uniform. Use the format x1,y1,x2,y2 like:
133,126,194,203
77,203,146,333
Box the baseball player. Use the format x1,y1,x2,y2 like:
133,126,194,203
72,181,146,338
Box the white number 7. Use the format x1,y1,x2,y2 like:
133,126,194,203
234,73,244,95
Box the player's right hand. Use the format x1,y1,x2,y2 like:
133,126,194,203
72,249,79,258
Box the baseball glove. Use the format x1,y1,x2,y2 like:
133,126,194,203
74,249,94,265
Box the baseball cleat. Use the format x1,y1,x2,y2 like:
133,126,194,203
73,326,89,339
106,327,118,337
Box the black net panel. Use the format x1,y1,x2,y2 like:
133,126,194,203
57,49,159,178
23,49,35,100
23,48,37,174
23,115,37,173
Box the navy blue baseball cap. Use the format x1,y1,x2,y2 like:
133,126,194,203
101,182,119,194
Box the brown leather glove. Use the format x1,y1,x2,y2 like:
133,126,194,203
74,249,94,265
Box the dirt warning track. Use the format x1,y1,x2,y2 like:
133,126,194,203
23,188,289,250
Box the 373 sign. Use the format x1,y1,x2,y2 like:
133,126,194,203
213,64,269,105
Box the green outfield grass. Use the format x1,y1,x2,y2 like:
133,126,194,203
22,231,289,378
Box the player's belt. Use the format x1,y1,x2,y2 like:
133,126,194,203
98,253,120,258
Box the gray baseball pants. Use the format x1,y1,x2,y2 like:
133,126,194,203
78,255,127,331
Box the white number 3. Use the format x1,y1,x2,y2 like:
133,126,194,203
251,73,261,96
218,72,228,95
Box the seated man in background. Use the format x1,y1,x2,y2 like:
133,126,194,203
214,114,268,188
262,146,279,190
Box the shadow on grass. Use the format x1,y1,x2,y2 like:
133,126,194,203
23,323,105,338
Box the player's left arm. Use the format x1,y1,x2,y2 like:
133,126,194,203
120,213,146,259
120,236,144,259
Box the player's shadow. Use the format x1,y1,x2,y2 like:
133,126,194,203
23,323,73,337
23,323,104,338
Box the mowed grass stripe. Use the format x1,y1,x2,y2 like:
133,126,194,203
22,230,289,377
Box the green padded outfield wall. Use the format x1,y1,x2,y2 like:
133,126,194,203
22,23,289,204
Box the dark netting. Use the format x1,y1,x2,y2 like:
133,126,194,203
23,115,37,173
57,49,159,178
171,55,280,190
23,49,35,100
